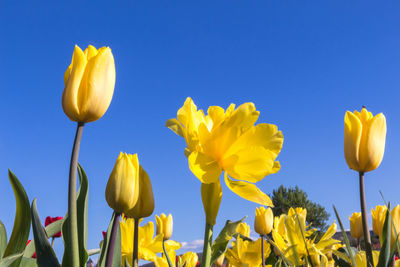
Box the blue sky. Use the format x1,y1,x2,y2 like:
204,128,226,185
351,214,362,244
1,0,400,261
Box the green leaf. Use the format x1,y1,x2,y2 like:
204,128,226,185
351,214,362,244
0,221,7,259
30,199,60,267
377,203,391,267
87,248,100,256
19,257,38,267
76,164,89,266
61,164,89,266
3,170,31,267
210,217,246,264
332,247,352,267
24,219,63,258
333,205,356,267
97,213,122,267
0,252,24,267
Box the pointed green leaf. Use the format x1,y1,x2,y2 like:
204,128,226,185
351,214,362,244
87,248,100,256
97,213,121,267
0,221,7,259
31,199,60,267
19,257,38,267
76,164,89,266
24,219,63,258
3,170,31,267
377,203,391,267
210,217,246,264
333,205,356,267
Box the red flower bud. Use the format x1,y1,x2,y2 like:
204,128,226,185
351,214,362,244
27,240,37,258
45,216,63,238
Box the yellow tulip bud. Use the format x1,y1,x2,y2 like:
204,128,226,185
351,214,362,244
254,206,273,236
178,251,199,267
105,152,139,214
391,205,400,247
236,222,250,238
63,45,116,123
201,181,222,226
156,213,173,241
371,205,387,237
125,166,155,219
344,107,386,172
349,212,363,239
214,253,225,267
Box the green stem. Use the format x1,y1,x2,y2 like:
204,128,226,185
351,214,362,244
162,240,174,267
105,212,121,267
133,219,139,267
51,237,55,248
359,171,373,267
261,235,265,267
200,222,213,267
67,122,84,267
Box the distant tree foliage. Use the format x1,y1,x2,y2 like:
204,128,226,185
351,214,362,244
271,185,330,232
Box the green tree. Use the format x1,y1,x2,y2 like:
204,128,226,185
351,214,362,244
270,185,330,232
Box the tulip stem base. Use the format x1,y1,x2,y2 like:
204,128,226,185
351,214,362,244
67,122,84,267
105,212,121,267
359,172,373,267
201,222,213,267
261,235,265,267
133,219,139,267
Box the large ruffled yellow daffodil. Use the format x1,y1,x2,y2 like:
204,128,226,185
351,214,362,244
120,216,181,266
166,97,284,206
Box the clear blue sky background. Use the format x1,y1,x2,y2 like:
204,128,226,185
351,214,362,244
1,0,400,262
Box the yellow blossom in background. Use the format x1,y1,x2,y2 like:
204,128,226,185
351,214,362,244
390,205,400,247
236,222,251,238
166,97,284,206
125,165,155,219
349,212,363,239
214,253,225,267
177,252,199,267
371,205,387,237
344,107,386,172
254,206,273,236
225,237,271,267
105,152,140,214
156,213,173,240
355,251,380,267
63,45,116,122
120,216,181,266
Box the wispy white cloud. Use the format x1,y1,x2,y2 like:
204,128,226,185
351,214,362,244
180,239,204,252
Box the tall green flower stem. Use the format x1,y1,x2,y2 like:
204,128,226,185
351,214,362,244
105,212,121,267
67,122,84,267
261,235,265,267
133,219,139,267
201,223,213,267
359,171,373,267
162,240,174,267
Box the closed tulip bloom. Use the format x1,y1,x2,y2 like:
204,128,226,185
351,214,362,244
391,205,400,246
344,107,386,172
254,206,273,236
63,45,116,123
177,251,199,267
236,222,251,238
349,212,363,239
371,205,387,237
125,166,154,219
201,181,222,225
105,152,140,214
156,213,173,241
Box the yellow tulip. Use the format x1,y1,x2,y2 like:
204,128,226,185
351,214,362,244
371,205,387,237
236,222,251,238
225,237,270,267
349,212,363,239
166,97,283,206
201,181,222,225
214,253,225,266
125,166,154,219
344,107,386,172
105,152,140,214
63,45,115,123
355,251,380,267
177,252,199,267
390,205,400,247
156,213,173,241
254,206,273,236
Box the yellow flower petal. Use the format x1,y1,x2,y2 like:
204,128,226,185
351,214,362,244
188,151,221,183
224,173,273,206
165,118,184,137
344,111,362,171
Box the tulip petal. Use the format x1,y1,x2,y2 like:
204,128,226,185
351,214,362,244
359,113,386,172
188,151,221,183
224,173,273,206
344,111,362,171
78,47,116,122
165,118,184,137
83,45,98,60
224,102,260,130
62,45,87,121
223,146,277,183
